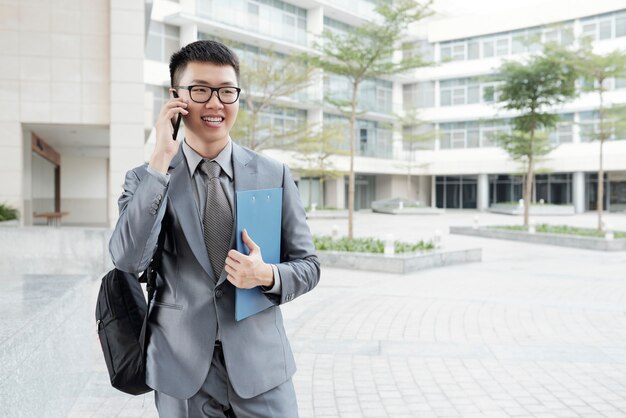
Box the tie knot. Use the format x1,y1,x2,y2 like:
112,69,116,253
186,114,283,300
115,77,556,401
200,159,221,179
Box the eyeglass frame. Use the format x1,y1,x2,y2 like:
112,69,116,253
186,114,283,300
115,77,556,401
172,85,242,104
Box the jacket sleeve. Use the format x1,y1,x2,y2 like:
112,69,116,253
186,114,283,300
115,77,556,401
273,164,321,305
108,166,170,274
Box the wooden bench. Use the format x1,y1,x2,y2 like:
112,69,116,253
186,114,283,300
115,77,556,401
33,212,69,227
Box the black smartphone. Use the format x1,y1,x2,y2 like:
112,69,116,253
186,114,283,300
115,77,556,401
171,91,183,141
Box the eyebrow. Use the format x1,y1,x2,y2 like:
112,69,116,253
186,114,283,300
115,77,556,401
190,79,237,86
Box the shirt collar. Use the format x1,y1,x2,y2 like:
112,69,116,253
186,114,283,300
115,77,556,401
182,139,233,181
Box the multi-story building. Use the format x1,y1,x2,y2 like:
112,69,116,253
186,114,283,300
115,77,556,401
1,0,625,227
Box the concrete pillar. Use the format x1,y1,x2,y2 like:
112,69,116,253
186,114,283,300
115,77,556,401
0,122,24,224
109,0,146,227
431,175,436,208
573,171,585,213
325,177,346,209
478,173,489,211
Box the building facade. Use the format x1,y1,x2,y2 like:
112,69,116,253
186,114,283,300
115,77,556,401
1,0,625,227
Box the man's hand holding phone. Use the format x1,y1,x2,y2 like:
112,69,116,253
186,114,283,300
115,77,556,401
149,91,188,175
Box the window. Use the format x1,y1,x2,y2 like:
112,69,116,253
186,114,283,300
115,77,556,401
549,114,574,144
617,12,626,37
146,22,180,62
440,78,482,106
403,82,435,109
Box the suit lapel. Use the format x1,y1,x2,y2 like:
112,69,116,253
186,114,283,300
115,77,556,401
167,147,214,279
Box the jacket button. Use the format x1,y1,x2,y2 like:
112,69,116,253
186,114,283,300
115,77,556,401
157,194,162,201
214,289,223,299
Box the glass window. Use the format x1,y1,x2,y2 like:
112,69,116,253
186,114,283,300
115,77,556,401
440,89,451,106
482,39,494,58
482,85,495,103
452,88,465,105
440,44,452,61
452,43,465,60
467,85,480,104
512,32,527,54
450,130,464,148
599,19,613,39
496,38,509,56
582,22,597,41
617,14,626,37
146,22,180,62
467,39,479,59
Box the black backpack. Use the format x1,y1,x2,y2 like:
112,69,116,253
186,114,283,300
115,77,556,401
95,226,165,395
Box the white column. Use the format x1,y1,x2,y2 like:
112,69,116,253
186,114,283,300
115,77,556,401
431,175,436,208
109,0,146,227
573,171,585,213
477,173,489,211
325,177,345,209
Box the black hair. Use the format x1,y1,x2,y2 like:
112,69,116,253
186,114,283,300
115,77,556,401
169,40,240,87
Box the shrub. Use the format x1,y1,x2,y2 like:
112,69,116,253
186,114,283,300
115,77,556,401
0,203,18,221
313,235,434,254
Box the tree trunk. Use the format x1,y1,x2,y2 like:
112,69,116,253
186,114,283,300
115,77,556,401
308,176,313,211
320,177,325,208
347,82,358,240
524,157,534,227
524,127,536,227
597,84,605,231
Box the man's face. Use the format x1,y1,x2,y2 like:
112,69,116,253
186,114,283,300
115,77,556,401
174,61,239,147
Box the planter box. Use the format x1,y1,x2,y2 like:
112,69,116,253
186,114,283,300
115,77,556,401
450,226,626,251
489,203,575,216
306,210,349,219
372,207,445,215
318,247,481,274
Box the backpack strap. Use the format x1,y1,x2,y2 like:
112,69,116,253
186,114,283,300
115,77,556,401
138,216,168,358
138,216,168,303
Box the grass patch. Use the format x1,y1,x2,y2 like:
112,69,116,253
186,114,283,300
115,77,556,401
0,203,18,221
493,224,626,239
314,235,435,254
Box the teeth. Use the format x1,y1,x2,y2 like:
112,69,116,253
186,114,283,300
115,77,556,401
202,117,223,123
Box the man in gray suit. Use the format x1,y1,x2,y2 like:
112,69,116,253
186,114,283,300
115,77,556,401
109,40,320,417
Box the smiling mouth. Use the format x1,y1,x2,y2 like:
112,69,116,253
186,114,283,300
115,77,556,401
201,116,224,124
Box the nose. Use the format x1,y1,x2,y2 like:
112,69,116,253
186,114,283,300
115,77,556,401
205,90,223,109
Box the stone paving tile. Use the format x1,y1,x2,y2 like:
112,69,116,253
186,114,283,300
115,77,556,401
67,212,626,417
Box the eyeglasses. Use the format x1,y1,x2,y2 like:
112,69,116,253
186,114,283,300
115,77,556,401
173,85,242,104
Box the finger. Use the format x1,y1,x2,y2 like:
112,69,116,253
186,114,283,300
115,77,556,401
227,250,247,263
224,263,236,275
242,229,259,252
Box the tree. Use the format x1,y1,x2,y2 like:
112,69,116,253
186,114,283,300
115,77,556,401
231,47,314,151
493,53,577,226
291,123,348,209
305,0,432,239
551,41,626,231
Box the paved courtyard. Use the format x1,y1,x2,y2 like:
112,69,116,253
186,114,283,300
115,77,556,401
69,211,626,417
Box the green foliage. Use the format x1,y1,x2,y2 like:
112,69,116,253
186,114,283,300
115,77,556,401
313,235,435,254
494,224,626,239
229,45,314,150
493,130,553,164
0,203,18,221
492,50,578,226
304,0,432,239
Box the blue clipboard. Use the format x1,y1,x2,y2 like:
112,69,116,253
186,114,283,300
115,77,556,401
235,188,282,321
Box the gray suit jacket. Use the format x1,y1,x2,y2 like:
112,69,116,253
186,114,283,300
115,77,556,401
109,142,320,400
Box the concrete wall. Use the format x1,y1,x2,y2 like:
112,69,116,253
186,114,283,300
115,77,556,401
108,0,146,227
375,174,421,201
61,155,108,226
0,0,110,224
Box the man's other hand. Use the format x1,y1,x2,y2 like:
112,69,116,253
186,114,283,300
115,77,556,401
225,229,274,289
